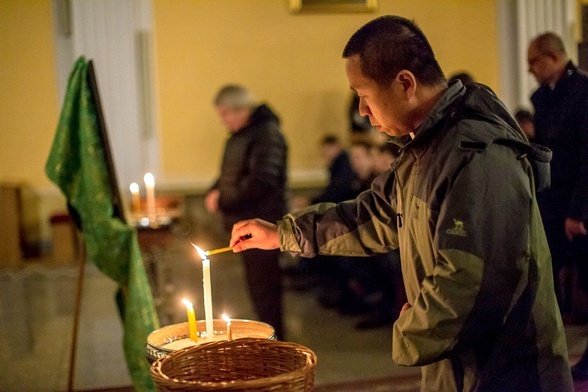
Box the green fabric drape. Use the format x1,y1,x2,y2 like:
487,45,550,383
45,56,159,391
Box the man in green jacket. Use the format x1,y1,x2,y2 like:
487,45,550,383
230,16,572,391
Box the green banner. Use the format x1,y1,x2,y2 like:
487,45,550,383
45,56,159,391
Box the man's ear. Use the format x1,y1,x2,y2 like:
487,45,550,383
396,70,416,98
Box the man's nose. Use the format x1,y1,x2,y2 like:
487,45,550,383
359,101,371,117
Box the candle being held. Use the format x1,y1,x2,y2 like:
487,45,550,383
204,246,233,256
204,234,253,256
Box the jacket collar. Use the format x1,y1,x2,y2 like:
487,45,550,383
388,80,466,149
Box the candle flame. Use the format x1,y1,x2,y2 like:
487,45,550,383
181,298,193,308
144,172,155,187
192,243,208,260
222,314,231,323
129,182,139,194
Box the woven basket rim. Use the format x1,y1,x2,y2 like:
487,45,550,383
148,319,276,347
151,338,317,390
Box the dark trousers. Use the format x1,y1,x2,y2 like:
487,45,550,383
241,248,284,340
543,219,588,312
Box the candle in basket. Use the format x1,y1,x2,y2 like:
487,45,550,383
129,182,141,214
222,314,232,340
181,299,198,342
193,244,214,339
143,172,156,221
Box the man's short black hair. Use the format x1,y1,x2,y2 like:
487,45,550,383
342,15,445,87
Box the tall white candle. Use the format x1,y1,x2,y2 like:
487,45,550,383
143,172,156,221
194,244,214,339
202,258,214,338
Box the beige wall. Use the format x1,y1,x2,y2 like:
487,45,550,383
0,1,58,186
152,0,500,186
0,1,60,247
0,0,500,190
0,0,500,245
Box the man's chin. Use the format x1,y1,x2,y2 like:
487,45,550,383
380,128,406,138
375,126,391,135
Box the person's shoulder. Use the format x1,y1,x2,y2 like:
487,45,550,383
440,113,525,165
572,68,588,88
562,68,588,104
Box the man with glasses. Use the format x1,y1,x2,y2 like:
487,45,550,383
528,31,588,381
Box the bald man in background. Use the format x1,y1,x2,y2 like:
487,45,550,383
528,32,588,380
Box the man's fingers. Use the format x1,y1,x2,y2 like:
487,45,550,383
230,220,255,247
234,241,246,253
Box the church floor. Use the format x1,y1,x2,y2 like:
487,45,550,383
2,246,588,391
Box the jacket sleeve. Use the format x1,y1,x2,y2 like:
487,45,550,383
392,144,532,366
218,128,286,211
279,170,399,257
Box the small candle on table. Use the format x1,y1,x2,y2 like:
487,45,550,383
194,245,214,339
129,182,141,214
143,172,156,222
181,299,198,342
222,314,232,340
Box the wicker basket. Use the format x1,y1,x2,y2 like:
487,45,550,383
150,338,317,391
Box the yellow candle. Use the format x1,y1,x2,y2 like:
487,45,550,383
205,246,233,256
222,314,232,340
129,182,141,214
181,299,198,342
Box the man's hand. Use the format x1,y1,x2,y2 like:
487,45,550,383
205,189,220,213
230,219,280,252
565,218,587,241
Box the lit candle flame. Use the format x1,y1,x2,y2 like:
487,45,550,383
181,298,193,308
129,182,139,194
192,243,208,260
143,172,155,187
222,314,232,340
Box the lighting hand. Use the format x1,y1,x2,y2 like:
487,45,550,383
565,218,587,241
230,219,280,252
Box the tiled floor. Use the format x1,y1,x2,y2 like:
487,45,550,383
2,232,588,391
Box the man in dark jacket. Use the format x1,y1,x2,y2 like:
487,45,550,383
205,84,287,339
312,135,357,204
528,32,588,380
229,16,572,391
